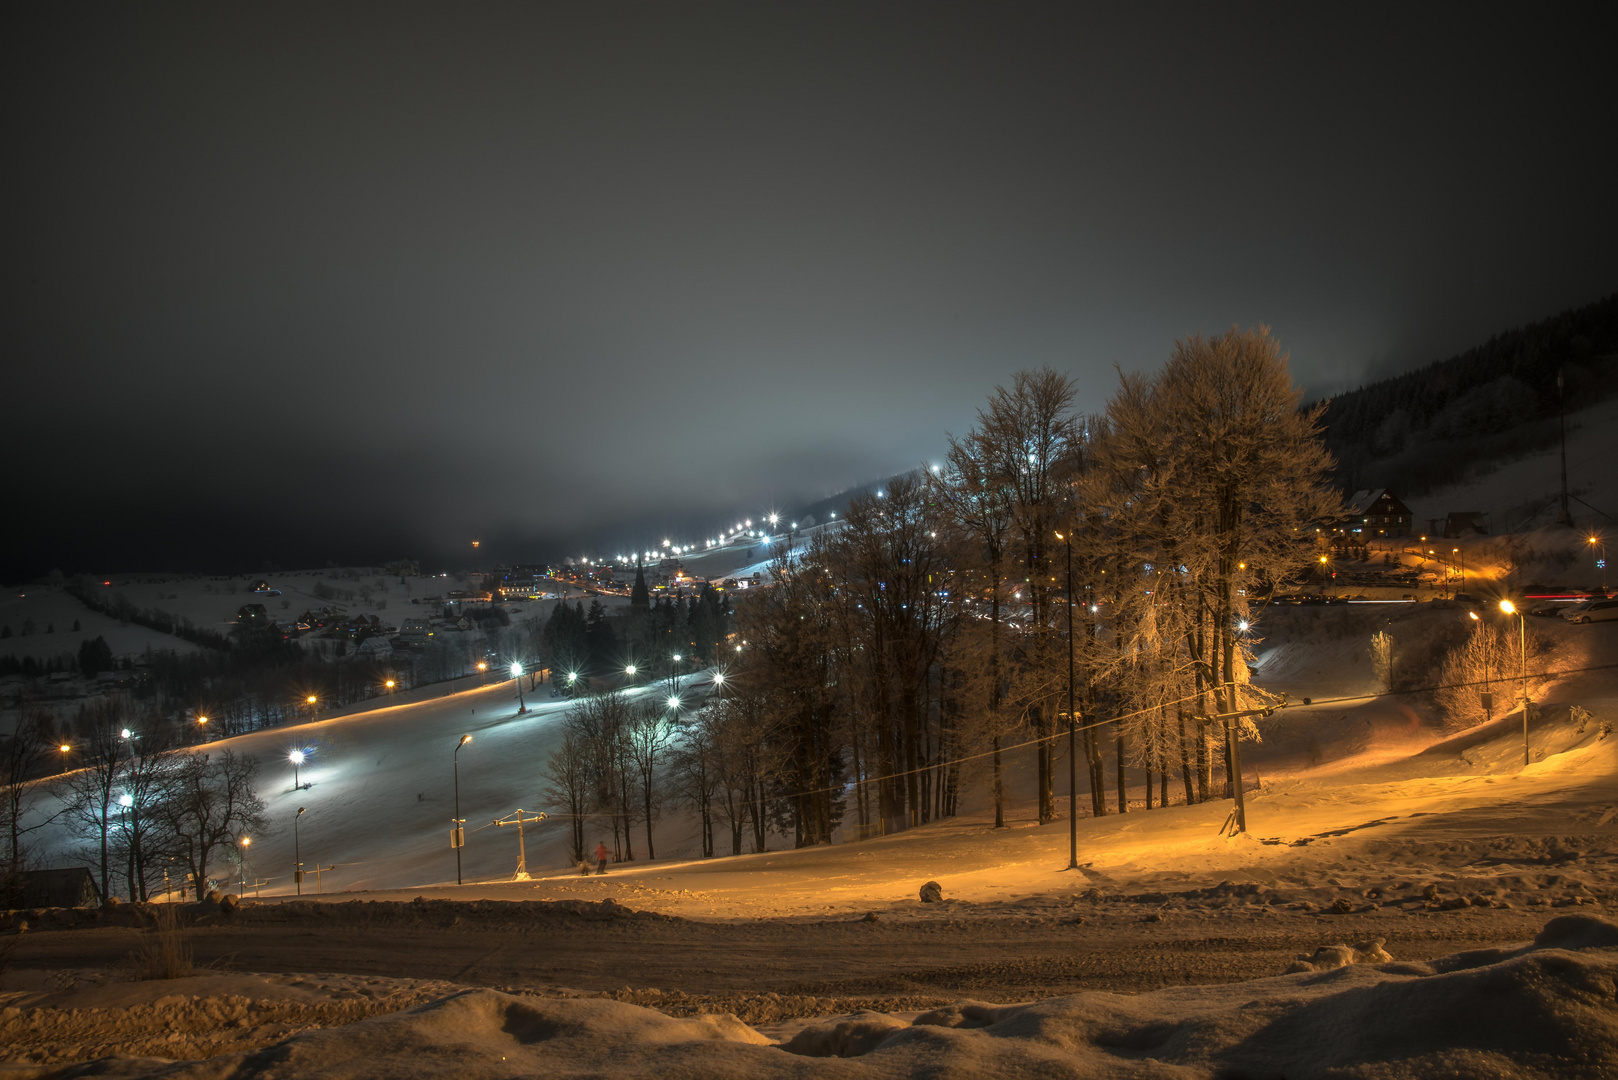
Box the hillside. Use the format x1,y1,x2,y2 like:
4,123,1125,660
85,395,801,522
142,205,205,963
1319,293,1618,497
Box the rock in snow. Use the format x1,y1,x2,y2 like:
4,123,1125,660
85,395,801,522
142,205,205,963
9,915,1616,1079
918,881,943,903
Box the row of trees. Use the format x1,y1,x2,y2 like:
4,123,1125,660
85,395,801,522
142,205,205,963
2,698,266,905
535,328,1340,856
540,690,790,865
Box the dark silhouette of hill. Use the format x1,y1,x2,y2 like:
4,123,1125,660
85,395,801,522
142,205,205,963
1317,294,1618,496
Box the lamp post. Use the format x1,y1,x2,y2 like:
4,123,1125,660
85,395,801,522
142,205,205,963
238,837,252,899
1591,534,1609,594
289,749,304,791
511,662,526,713
1453,547,1464,592
1469,611,1494,725
1055,529,1079,872
306,695,317,721
294,807,305,896
453,734,472,885
1499,600,1529,766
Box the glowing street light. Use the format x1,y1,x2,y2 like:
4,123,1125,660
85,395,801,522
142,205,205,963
120,728,132,740
1054,528,1078,871
511,662,527,713
666,695,680,711
453,735,472,885
289,749,305,790
1500,599,1530,766
238,836,252,899
712,671,726,686
625,664,638,680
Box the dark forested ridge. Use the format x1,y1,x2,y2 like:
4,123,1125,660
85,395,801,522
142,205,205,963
1316,294,1618,495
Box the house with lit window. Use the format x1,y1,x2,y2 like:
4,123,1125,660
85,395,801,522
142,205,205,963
1344,489,1413,538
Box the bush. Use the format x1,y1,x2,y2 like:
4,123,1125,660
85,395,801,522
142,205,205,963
131,903,193,980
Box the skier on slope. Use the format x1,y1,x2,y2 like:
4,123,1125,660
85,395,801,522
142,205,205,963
594,841,609,875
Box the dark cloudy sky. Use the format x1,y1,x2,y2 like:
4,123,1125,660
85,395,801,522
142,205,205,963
6,3,1615,578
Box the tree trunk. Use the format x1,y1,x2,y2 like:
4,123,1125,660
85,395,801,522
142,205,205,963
1177,708,1195,805
1115,733,1128,813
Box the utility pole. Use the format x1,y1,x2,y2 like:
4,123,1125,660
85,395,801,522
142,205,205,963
494,809,546,879
1056,529,1079,871
1192,700,1290,834
453,734,472,884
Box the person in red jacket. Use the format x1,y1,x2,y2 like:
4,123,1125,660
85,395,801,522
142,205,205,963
594,841,609,875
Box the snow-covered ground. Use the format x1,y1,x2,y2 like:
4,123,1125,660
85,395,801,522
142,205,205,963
6,912,1618,1076
9,526,1618,1076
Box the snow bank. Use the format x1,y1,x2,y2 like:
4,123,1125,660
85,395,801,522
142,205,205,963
15,915,1616,1079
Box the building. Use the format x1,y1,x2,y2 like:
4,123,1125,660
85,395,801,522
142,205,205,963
10,867,101,908
1344,489,1413,538
1443,511,1490,538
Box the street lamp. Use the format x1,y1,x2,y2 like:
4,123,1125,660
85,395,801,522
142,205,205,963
1499,600,1530,766
453,734,472,885
294,807,305,896
239,836,252,899
712,671,725,686
625,663,638,683
1469,611,1494,725
1055,530,1078,872
511,662,526,713
289,749,305,790
1591,534,1609,594
306,695,317,722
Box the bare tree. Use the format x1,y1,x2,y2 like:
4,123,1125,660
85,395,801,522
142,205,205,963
937,431,1017,827
1148,327,1340,831
540,731,591,864
58,700,130,901
625,702,675,859
568,691,638,861
2,707,60,888
666,721,720,857
974,368,1086,822
161,749,268,900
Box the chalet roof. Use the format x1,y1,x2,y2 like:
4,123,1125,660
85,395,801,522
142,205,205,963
1346,489,1412,516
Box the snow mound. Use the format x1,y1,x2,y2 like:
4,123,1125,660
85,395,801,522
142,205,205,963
1284,937,1393,974
24,916,1618,1079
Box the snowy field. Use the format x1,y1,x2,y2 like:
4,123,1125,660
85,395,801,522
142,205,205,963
8,538,1618,1075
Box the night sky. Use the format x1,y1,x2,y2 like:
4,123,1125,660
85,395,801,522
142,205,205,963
7,4,1615,579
